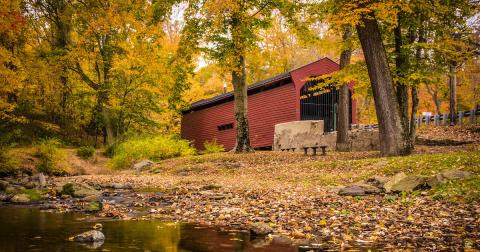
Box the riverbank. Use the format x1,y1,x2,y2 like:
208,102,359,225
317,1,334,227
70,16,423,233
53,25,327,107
1,141,479,250
0,126,479,249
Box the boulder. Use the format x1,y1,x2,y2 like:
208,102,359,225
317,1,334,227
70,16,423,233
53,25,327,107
250,222,273,236
338,185,366,196
426,174,443,188
0,180,9,191
73,230,105,242
24,182,36,189
271,235,292,246
5,186,17,194
111,183,132,190
354,183,382,194
384,172,407,193
35,173,46,188
61,183,101,199
389,176,428,193
86,201,102,212
427,170,473,187
251,238,272,248
439,170,473,180
10,193,31,203
132,159,154,172
0,192,10,201
366,176,389,189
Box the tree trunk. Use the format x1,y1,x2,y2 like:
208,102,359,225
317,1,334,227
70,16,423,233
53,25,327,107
393,20,410,152
409,86,419,148
449,63,457,125
425,83,442,115
356,15,407,156
101,107,115,147
230,14,253,153
336,26,352,152
231,55,253,152
407,26,425,151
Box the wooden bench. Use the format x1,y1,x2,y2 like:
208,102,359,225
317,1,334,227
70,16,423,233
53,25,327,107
280,148,296,152
302,145,327,156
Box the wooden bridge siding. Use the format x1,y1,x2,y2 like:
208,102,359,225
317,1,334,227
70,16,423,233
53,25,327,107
181,82,297,150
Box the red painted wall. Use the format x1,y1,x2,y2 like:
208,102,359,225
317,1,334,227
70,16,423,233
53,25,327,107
181,58,357,150
181,82,296,150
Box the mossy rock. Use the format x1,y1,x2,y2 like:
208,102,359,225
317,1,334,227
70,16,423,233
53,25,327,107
86,201,102,212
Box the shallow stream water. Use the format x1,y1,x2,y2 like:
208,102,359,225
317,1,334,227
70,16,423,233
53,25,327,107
0,207,297,252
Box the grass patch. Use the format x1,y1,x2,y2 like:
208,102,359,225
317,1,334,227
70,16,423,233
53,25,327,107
111,135,196,169
431,177,480,203
379,151,480,176
305,150,480,186
201,140,225,154
77,146,95,159
0,147,19,176
34,138,67,175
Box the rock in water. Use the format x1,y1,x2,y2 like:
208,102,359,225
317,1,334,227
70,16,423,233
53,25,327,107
73,230,105,242
0,192,9,202
250,222,273,236
132,159,154,172
10,194,30,203
61,183,101,199
338,185,366,196
112,183,132,189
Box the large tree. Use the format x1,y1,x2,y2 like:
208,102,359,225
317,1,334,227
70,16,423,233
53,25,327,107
336,26,352,151
356,14,407,156
180,0,281,152
319,0,477,155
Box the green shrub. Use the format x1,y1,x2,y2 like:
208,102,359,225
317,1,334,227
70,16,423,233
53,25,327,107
0,147,18,176
105,144,116,158
60,183,75,196
34,138,66,175
202,139,225,154
77,146,95,159
110,135,196,169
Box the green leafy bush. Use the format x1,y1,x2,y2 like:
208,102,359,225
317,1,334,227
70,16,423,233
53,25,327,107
202,139,225,154
60,183,75,196
77,146,95,159
34,138,66,175
111,135,196,169
0,147,18,176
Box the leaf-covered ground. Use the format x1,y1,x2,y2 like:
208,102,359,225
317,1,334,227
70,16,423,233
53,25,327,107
53,143,480,250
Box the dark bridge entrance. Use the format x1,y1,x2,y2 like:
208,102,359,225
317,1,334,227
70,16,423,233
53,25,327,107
300,79,352,132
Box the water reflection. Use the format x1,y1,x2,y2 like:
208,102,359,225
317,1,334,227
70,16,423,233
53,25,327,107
0,207,296,252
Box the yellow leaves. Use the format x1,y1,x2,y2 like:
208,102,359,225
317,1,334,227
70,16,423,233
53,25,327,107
327,0,411,31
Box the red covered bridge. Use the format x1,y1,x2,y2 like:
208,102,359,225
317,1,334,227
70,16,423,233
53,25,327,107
181,57,357,150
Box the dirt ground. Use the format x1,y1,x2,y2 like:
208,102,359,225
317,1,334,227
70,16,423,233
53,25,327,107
47,126,480,250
